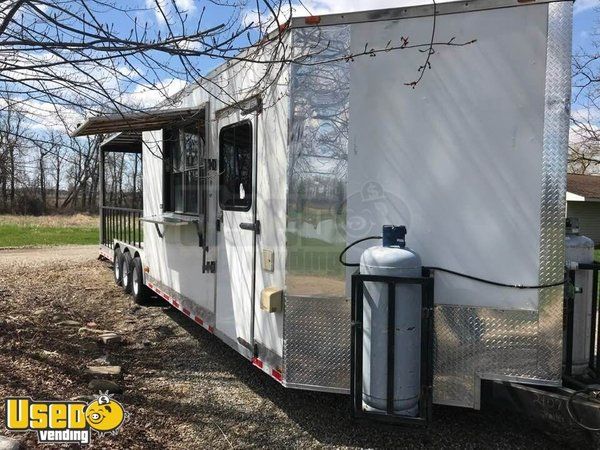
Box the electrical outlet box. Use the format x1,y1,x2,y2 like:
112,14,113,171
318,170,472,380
262,249,274,272
261,287,282,313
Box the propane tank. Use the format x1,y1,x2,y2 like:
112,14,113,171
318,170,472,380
360,225,421,416
565,217,595,375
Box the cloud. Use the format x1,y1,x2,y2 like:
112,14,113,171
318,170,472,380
574,0,598,15
145,0,196,24
123,78,188,108
175,0,195,12
570,106,600,145
6,98,84,133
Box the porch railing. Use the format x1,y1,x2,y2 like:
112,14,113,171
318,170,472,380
101,206,143,249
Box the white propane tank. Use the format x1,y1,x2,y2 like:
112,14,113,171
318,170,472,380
360,225,421,416
565,218,595,375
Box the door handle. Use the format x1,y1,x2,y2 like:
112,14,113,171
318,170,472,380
240,220,261,234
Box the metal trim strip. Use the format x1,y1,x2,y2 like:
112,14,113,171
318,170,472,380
145,274,216,327
283,382,349,395
255,341,284,370
290,0,570,29
99,245,113,262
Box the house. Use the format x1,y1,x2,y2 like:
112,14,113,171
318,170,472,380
567,173,600,246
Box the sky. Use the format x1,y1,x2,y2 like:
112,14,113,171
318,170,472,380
573,0,597,53
138,0,599,106
11,0,599,133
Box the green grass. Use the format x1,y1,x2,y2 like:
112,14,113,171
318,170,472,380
0,224,99,248
595,249,600,262
287,233,346,278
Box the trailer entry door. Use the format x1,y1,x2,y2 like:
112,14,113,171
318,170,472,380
216,117,257,353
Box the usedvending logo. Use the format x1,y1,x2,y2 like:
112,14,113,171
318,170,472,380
5,392,128,445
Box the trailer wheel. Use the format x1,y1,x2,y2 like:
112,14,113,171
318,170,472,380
131,256,151,305
113,248,123,286
121,252,133,294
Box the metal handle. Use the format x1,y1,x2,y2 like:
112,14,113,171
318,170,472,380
239,221,261,234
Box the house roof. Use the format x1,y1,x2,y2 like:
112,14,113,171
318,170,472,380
567,174,600,200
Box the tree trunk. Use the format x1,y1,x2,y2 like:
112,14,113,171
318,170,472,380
81,180,87,210
117,154,124,206
132,155,138,209
39,150,46,213
89,170,98,213
9,144,15,212
0,154,6,212
0,177,5,212
55,153,61,210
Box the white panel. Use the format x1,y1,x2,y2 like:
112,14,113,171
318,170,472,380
253,68,289,358
347,5,549,310
140,33,290,359
171,38,291,356
142,128,216,314
142,130,166,281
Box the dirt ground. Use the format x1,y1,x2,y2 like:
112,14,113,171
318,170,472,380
0,246,593,449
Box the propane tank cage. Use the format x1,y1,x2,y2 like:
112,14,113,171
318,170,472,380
564,263,600,380
350,268,434,425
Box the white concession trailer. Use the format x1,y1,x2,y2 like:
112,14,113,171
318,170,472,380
75,0,600,426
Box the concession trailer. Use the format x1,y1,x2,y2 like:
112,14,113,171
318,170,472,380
73,0,600,428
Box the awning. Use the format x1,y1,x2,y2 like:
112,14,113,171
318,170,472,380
71,106,205,137
100,132,142,153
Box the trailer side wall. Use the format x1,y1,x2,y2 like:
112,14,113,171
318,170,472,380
284,1,572,407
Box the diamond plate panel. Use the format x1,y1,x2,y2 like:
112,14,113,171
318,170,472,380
434,306,541,406
433,2,572,408
283,296,351,391
536,0,572,383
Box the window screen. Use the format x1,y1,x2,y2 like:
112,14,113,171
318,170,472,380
164,123,202,214
219,121,253,211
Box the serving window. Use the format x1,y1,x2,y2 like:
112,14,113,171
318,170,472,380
164,123,204,215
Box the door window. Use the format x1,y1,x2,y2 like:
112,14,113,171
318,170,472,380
219,121,253,211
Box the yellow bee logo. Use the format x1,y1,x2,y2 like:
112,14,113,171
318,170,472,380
84,394,125,433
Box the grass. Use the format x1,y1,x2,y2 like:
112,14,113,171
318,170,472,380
287,233,346,278
0,214,99,248
0,214,97,228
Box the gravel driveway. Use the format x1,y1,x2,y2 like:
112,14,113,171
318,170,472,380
0,246,590,449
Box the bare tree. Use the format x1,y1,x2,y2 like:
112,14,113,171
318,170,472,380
571,6,600,174
0,96,27,212
0,0,474,215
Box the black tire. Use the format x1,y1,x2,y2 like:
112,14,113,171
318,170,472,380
131,256,152,305
113,248,123,286
121,252,133,294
